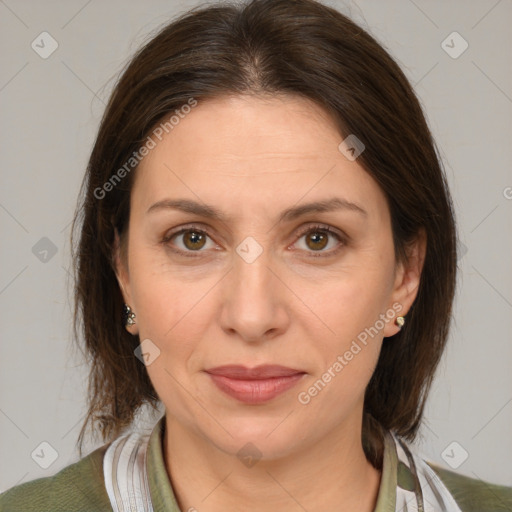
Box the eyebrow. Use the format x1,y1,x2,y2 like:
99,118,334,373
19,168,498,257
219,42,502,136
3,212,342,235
146,197,367,223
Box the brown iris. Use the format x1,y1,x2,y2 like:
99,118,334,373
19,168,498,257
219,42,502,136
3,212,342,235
305,231,328,251
183,231,207,250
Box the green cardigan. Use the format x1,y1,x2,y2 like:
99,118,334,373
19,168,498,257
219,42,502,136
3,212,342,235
1,417,511,511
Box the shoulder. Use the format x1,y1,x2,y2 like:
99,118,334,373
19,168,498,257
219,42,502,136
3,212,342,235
0,445,111,512
428,462,512,512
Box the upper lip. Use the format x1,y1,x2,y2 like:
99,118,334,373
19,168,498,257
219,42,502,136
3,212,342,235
205,365,305,380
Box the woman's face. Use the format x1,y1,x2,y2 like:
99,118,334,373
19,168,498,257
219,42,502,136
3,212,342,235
115,94,422,459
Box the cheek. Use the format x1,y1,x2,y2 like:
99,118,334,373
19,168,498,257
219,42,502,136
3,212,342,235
129,244,187,330
296,276,387,419
292,258,394,402
130,267,216,411
129,253,223,371
304,266,394,343
134,276,209,344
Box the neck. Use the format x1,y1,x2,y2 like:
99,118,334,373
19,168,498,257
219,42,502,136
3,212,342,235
163,416,382,512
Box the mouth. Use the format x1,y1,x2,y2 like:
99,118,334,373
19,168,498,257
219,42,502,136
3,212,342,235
204,365,306,404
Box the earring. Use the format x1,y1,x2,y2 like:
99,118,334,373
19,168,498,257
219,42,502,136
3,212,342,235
123,304,136,326
395,316,405,329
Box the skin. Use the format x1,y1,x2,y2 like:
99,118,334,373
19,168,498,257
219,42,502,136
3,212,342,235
114,94,425,512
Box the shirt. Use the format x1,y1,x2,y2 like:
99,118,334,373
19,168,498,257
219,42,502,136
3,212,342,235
1,415,511,511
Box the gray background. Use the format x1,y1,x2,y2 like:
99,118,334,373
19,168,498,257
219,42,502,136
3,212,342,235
1,0,511,492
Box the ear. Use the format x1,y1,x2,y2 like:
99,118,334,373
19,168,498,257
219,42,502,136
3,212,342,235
383,229,426,337
113,229,139,335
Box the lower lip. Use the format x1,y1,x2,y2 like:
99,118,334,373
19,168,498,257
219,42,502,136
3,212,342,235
207,373,305,404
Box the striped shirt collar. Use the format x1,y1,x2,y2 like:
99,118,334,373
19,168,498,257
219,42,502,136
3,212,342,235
104,415,462,511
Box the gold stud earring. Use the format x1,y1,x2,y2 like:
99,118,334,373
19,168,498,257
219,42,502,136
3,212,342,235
395,316,405,329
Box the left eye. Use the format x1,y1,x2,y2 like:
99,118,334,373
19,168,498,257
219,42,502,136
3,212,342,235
293,226,343,254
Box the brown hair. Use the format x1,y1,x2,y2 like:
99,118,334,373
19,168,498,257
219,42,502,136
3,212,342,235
71,0,457,467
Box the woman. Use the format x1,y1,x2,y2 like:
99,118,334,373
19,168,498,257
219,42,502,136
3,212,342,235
1,0,510,510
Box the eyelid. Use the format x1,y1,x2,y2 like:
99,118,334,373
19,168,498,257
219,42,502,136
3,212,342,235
162,223,216,242
162,222,346,256
294,223,344,240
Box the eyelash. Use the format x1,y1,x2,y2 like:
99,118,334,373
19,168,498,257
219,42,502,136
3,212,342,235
161,223,346,259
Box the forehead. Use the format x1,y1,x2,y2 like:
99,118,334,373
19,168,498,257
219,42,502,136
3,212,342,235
132,95,388,221
140,94,341,170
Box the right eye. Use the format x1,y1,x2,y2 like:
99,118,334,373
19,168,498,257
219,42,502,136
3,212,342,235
162,226,219,256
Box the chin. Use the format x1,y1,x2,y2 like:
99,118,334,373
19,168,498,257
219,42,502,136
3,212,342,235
199,416,308,461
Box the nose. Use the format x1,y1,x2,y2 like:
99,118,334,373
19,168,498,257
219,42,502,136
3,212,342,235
219,247,290,344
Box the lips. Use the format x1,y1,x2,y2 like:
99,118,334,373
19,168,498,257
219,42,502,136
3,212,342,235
205,365,306,404
205,364,304,379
